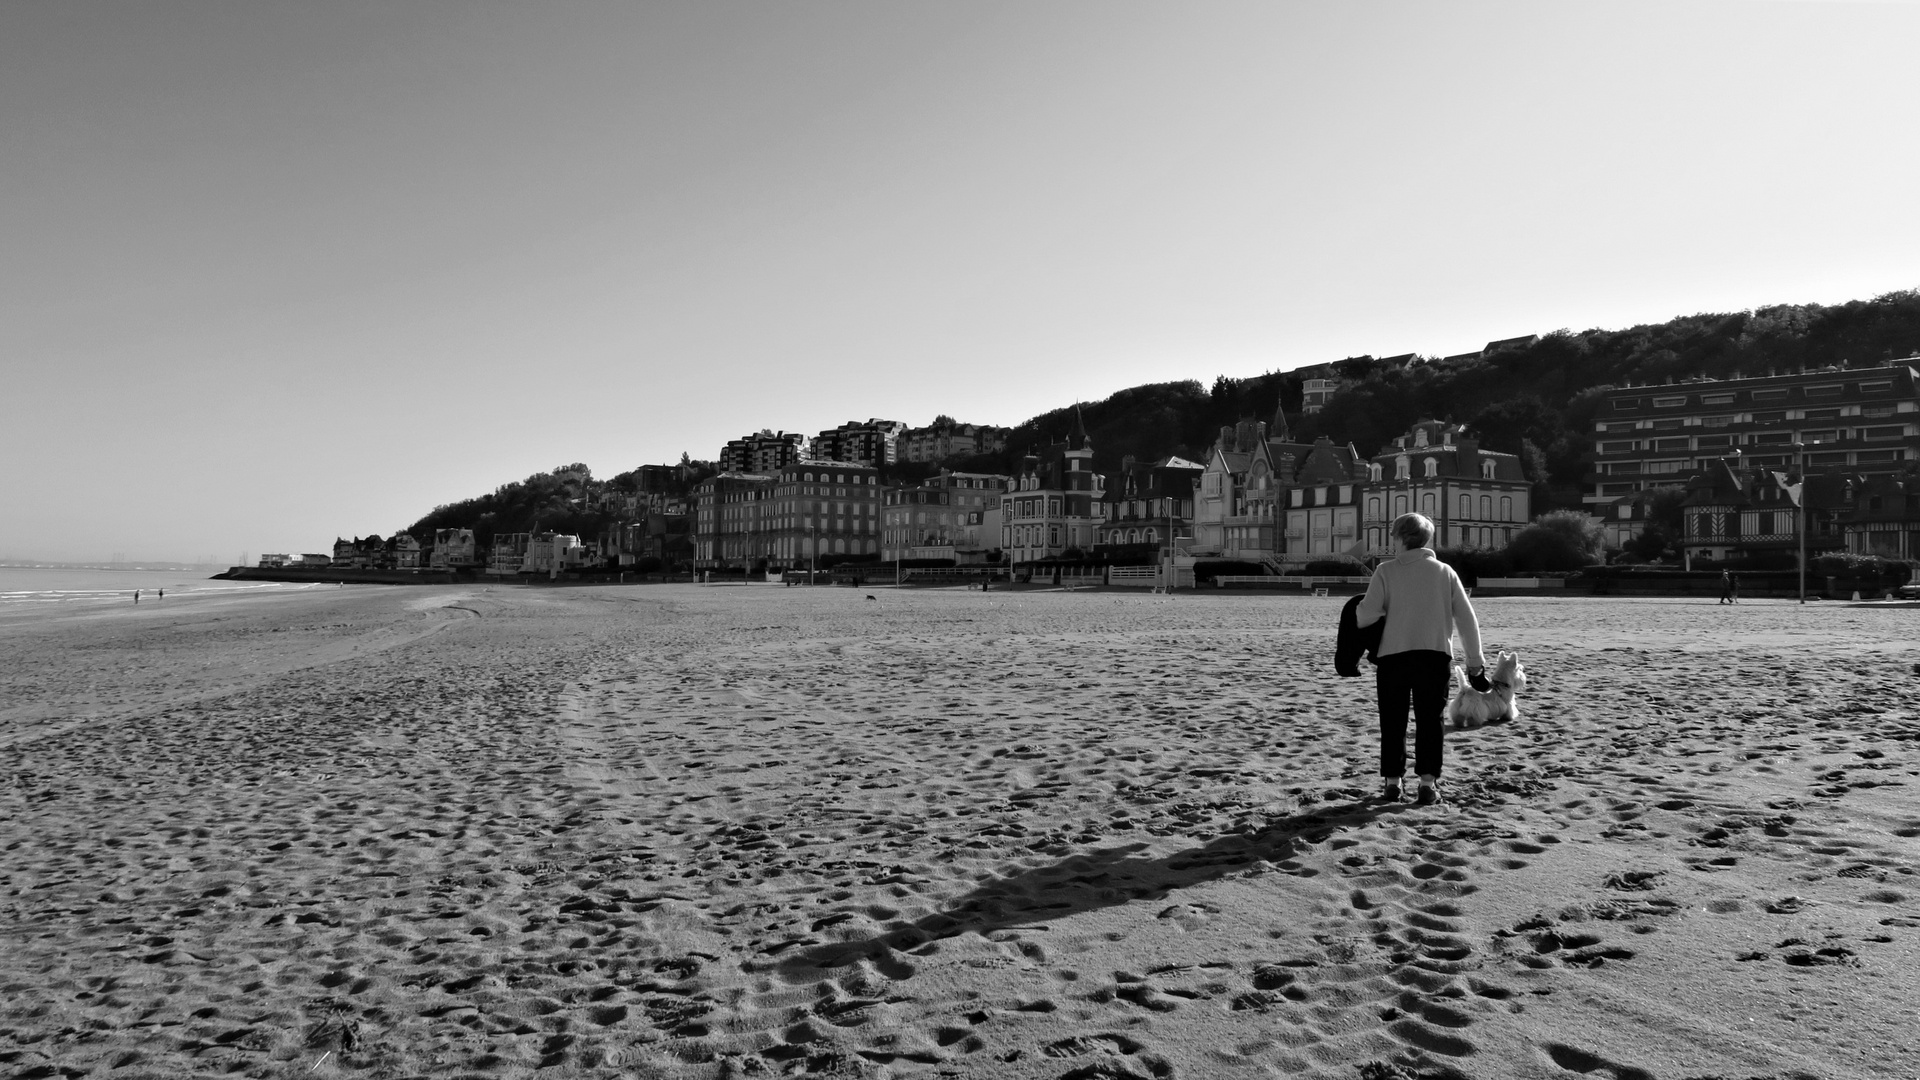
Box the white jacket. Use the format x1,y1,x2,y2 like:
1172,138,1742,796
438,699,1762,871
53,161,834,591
1353,547,1484,668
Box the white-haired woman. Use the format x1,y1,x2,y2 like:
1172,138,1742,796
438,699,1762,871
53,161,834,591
1353,512,1484,804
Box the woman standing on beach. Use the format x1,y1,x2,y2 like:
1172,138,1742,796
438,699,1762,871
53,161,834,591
1354,512,1485,805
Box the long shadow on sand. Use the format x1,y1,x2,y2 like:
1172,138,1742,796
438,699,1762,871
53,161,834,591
770,797,1391,982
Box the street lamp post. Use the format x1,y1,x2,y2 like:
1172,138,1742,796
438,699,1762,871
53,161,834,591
1792,442,1806,605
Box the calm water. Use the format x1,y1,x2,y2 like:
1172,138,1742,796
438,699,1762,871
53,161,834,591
0,566,313,609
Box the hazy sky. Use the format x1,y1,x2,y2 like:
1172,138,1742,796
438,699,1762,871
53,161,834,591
5,1,1918,562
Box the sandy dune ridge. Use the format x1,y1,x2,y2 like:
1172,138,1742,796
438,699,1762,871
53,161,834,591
2,584,1917,1079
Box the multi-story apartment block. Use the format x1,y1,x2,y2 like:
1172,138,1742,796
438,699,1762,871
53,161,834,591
881,471,1008,562
770,460,882,568
692,473,776,569
810,420,906,467
1586,362,1920,507
896,420,1010,464
719,430,807,475
1357,421,1530,553
1096,455,1203,554
1002,418,1104,564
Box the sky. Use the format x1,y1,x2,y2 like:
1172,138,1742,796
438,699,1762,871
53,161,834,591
4,0,1918,563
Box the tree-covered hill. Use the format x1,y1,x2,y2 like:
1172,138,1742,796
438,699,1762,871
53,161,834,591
404,459,715,547
988,289,1920,510
402,289,1920,536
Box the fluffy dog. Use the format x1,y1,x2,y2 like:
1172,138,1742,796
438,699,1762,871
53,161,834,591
1448,650,1526,729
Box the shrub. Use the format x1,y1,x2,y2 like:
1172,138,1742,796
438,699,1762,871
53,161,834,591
1437,546,1512,581
1193,560,1267,582
1302,559,1363,576
1506,510,1605,572
1812,553,1912,583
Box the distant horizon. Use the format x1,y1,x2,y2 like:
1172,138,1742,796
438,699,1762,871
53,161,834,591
8,2,1919,563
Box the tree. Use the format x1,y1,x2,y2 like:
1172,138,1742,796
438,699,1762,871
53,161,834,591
1617,486,1688,562
1507,510,1605,571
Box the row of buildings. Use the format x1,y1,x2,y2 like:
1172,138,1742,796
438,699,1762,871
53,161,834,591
717,418,1009,474
683,408,1538,573
279,361,1920,578
1588,361,1920,564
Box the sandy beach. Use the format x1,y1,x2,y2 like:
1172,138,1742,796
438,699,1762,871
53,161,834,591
3,583,1917,1079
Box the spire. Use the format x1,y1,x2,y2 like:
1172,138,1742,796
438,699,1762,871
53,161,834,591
1069,404,1091,451
1270,397,1291,443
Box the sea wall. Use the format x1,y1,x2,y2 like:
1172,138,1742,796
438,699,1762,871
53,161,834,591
213,566,460,585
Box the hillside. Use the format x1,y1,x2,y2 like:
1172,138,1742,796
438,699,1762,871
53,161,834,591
405,289,1920,540
992,289,1920,509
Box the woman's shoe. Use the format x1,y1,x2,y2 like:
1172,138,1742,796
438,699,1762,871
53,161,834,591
1416,776,1441,805
1381,779,1403,802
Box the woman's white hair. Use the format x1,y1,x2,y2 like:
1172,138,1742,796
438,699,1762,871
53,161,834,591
1391,512,1434,549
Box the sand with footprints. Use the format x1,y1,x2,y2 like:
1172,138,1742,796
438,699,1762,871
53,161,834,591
3,582,1918,1079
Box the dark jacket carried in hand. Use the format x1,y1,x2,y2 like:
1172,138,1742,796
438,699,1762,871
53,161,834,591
1335,594,1384,677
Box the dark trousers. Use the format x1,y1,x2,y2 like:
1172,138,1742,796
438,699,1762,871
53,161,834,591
1376,650,1451,778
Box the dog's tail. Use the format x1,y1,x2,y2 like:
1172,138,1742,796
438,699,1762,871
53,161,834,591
1451,664,1469,693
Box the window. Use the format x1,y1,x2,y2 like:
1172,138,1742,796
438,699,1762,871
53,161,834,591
1809,451,1848,466
1701,393,1734,405
1696,434,1735,448
1459,494,1471,519
1863,404,1897,418
1653,395,1687,407
1804,384,1842,398
1752,389,1788,402
1753,412,1786,425
1613,398,1642,410
1600,440,1636,454
1394,495,1408,515
1863,425,1906,440
1481,459,1497,479
1802,408,1839,421
1367,496,1380,519
1800,430,1839,444
1423,458,1438,478
1651,418,1683,431
1701,415,1734,427
1858,380,1893,394
1481,495,1492,519
1499,496,1513,521
1753,432,1793,445
1654,437,1689,451
1856,449,1902,463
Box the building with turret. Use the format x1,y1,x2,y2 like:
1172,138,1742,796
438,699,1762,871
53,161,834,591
1001,410,1104,564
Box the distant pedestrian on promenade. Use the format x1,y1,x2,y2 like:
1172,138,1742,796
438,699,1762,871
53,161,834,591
1354,512,1485,806
1719,570,1737,604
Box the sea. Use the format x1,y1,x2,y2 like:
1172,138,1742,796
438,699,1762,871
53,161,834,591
0,565,315,611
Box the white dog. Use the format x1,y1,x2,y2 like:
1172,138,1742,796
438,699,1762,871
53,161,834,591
1448,650,1526,729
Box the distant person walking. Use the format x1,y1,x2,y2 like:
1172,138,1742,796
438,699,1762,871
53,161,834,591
1354,512,1486,806
1719,570,1737,604
133,589,140,604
